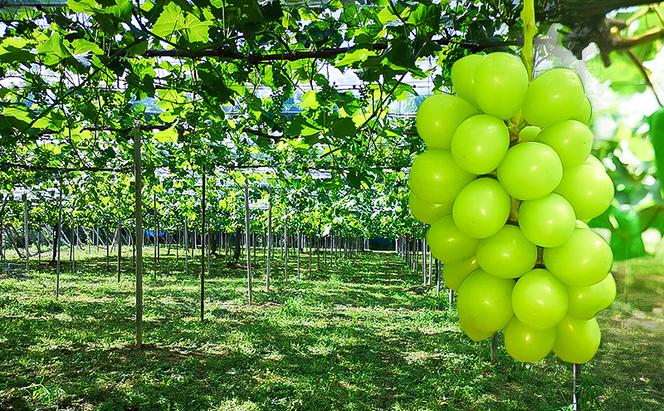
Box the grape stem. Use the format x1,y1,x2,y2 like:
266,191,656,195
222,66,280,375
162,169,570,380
509,197,521,222
521,0,537,80
508,114,528,145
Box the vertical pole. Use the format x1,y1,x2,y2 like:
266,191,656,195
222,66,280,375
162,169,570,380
153,194,158,278
105,226,110,271
428,245,433,285
297,231,301,279
573,363,581,411
70,224,74,272
435,259,441,296
411,236,416,272
244,182,252,305
117,216,122,282
316,227,320,271
133,128,144,349
266,193,272,291
23,193,29,273
283,219,288,280
200,170,206,321
0,198,4,264
56,177,63,298
422,238,426,286
37,230,41,265
308,233,312,274
184,217,189,276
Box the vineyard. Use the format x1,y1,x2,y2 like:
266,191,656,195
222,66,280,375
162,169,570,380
1,0,664,410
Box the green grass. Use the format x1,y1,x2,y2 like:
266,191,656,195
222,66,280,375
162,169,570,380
0,247,663,410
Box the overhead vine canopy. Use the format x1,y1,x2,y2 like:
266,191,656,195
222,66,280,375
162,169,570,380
0,0,660,237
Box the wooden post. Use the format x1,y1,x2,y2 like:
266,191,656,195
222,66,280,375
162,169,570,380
297,232,301,279
316,228,321,271
153,194,158,278
0,194,6,263
23,193,29,273
200,170,206,321
428,244,433,285
37,230,41,265
308,233,313,274
435,259,441,296
184,216,189,276
266,193,272,291
56,177,63,298
244,182,252,305
105,226,110,271
117,216,122,283
573,363,581,411
133,127,144,348
206,229,210,281
283,219,288,280
70,224,74,272
422,238,426,286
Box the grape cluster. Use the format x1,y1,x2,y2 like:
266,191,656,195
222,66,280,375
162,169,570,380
409,52,616,364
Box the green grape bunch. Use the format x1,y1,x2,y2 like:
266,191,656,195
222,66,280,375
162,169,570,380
409,52,616,364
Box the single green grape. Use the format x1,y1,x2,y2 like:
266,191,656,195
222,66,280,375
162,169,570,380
415,94,478,149
442,256,479,292
451,54,484,108
452,178,511,239
553,316,601,364
408,192,451,225
459,313,494,342
567,274,616,320
426,215,479,264
543,227,613,286
476,225,537,278
512,268,568,330
522,68,587,127
555,163,614,221
408,149,475,205
457,269,514,333
474,52,528,120
451,114,510,174
504,317,556,363
537,120,592,168
518,193,576,247
497,142,563,200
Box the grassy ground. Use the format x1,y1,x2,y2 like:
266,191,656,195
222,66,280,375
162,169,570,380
0,246,662,410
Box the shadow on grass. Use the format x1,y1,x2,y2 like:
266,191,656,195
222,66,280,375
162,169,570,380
0,251,662,410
